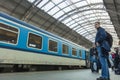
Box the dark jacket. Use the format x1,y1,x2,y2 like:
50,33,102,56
90,47,98,56
95,27,110,52
90,47,98,62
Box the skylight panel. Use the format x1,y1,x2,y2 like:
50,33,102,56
63,18,72,24
74,1,87,7
58,2,68,8
87,0,103,4
66,20,75,25
41,2,55,12
52,0,63,4
76,27,85,32
37,0,49,8
48,7,60,15
70,0,83,3
70,23,78,28
53,11,65,18
72,15,79,19
63,7,72,13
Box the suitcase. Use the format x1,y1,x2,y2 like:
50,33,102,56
90,61,99,72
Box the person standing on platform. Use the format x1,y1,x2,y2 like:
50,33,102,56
90,43,99,72
95,22,111,80
114,47,119,69
90,44,98,62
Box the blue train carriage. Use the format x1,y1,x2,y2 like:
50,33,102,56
0,12,88,72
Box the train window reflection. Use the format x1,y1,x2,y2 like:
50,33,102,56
79,50,82,57
0,23,18,44
72,48,77,56
28,33,42,49
62,44,68,54
49,40,58,52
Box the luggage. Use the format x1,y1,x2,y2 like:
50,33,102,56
90,60,99,72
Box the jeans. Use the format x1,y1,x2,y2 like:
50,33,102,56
90,55,97,62
97,46,110,78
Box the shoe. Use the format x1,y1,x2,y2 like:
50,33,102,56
96,77,110,80
96,77,103,80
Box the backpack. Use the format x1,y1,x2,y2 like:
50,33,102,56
106,31,113,48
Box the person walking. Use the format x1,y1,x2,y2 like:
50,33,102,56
95,22,111,80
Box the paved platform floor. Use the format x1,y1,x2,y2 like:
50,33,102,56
0,69,119,80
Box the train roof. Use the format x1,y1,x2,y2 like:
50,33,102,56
0,12,87,50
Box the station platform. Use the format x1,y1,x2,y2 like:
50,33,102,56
0,69,119,80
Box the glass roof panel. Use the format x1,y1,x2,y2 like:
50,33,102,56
41,2,55,12
71,15,79,19
75,1,87,7
37,0,49,8
48,7,60,15
67,20,75,26
63,18,72,24
53,11,65,18
86,0,103,3
63,7,73,13
70,0,84,3
51,0,63,4
70,23,78,28
58,2,68,8
77,28,86,32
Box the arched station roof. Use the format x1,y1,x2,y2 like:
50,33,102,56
27,0,118,45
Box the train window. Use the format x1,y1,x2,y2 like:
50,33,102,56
79,50,82,57
0,23,18,44
62,44,68,54
28,33,42,49
72,48,77,56
49,40,58,52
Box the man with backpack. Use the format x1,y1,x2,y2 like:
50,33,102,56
95,22,111,80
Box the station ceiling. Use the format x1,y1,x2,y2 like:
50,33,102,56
27,0,118,46
0,0,119,48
